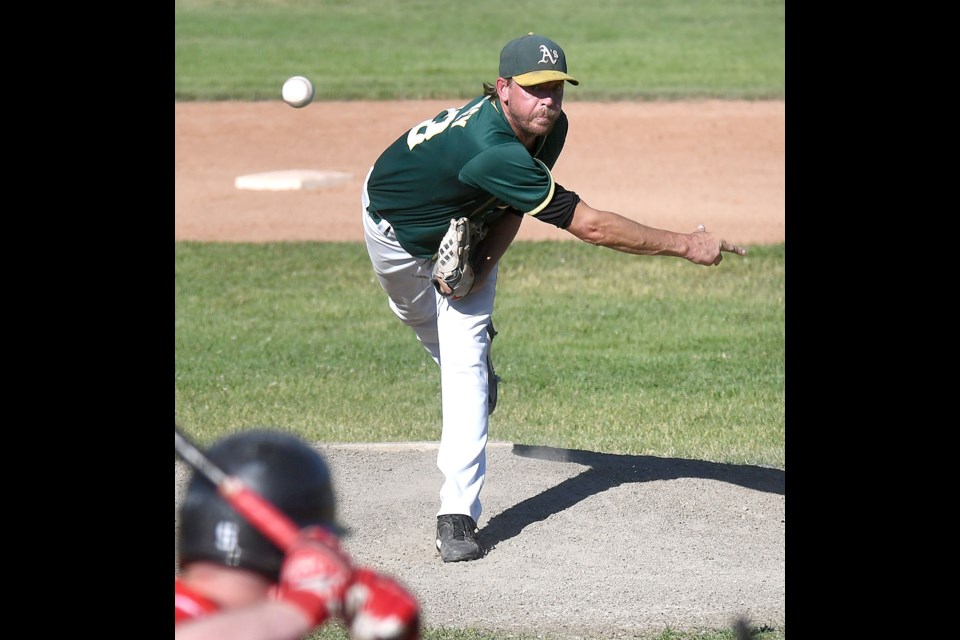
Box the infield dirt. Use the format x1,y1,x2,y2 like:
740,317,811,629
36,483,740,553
175,100,784,245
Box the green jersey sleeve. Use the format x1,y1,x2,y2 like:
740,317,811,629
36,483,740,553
459,114,568,217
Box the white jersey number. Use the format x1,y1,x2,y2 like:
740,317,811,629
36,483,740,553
405,100,485,151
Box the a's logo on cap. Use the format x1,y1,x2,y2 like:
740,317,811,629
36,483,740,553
538,45,559,65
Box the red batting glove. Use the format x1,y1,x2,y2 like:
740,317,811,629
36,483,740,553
274,526,354,627
343,568,421,640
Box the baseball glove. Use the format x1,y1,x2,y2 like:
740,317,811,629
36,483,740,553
432,217,476,299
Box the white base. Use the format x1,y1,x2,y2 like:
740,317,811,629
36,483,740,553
235,169,352,191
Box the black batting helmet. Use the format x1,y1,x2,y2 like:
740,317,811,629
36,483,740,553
177,428,341,581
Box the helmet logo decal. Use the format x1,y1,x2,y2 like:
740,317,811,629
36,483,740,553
538,45,559,65
214,520,242,567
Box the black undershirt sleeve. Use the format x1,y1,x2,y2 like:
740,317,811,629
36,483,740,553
530,183,580,229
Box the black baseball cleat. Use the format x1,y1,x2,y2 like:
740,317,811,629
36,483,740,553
436,514,484,562
487,321,500,415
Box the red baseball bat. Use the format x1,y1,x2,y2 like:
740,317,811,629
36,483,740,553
175,425,300,551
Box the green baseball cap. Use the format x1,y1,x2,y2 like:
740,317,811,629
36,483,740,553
499,33,580,87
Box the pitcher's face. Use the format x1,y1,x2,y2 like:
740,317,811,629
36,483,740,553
499,79,564,140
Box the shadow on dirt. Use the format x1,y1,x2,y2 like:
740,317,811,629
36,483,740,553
481,444,784,551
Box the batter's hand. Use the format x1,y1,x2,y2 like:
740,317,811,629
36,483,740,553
344,568,421,640
689,224,747,266
274,526,354,628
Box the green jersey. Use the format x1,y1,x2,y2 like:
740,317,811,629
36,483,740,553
366,94,568,259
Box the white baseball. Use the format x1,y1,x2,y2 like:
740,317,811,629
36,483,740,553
282,76,315,108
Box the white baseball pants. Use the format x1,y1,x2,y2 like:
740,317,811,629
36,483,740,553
362,169,497,524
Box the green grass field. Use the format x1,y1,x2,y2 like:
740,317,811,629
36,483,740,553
175,243,784,469
175,3,785,638
175,0,785,101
